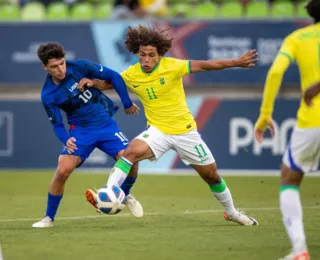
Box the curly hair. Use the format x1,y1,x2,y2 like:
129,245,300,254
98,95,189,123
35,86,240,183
125,25,173,56
37,43,65,65
306,0,320,23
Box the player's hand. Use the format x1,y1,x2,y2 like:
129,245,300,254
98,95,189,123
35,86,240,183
254,115,275,143
66,137,77,154
235,49,259,68
303,83,320,107
125,103,140,115
78,78,94,92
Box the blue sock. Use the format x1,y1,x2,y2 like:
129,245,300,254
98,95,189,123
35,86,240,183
45,193,63,221
120,177,137,196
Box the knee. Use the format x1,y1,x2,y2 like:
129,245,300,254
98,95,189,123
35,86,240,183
123,144,141,163
55,165,73,183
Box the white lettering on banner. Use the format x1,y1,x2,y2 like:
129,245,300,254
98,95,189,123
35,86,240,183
207,36,252,65
12,42,76,63
257,38,284,66
230,117,296,156
0,112,14,157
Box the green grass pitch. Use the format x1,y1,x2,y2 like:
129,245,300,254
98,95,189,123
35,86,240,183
0,171,319,260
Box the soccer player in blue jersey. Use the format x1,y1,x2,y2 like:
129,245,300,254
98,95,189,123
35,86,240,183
32,43,143,228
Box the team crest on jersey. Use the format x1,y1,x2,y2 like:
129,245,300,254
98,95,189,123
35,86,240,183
159,77,165,85
143,134,149,138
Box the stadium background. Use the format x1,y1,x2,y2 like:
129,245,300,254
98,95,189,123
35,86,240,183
0,8,308,173
1,2,320,260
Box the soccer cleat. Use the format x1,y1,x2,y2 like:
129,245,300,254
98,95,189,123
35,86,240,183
32,216,54,228
125,194,143,218
224,211,258,226
85,189,102,214
278,251,310,260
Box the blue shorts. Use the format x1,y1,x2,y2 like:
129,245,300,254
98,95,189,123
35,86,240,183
61,120,129,166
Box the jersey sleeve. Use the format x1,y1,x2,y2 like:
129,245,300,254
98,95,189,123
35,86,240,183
42,96,69,144
173,59,191,77
278,34,296,63
120,70,131,88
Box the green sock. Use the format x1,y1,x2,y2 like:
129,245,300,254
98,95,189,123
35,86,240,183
209,177,227,193
107,157,132,187
209,177,237,215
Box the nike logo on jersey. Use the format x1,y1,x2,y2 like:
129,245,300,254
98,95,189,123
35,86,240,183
200,158,209,163
99,65,103,72
133,85,140,88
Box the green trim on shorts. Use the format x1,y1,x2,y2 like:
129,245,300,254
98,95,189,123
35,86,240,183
280,185,300,192
209,177,227,193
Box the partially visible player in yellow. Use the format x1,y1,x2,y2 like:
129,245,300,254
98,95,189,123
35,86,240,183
139,0,168,17
83,25,259,226
254,1,320,259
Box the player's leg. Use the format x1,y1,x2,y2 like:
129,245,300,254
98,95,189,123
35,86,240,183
191,163,257,226
278,127,320,260
106,126,171,188
32,155,81,228
33,128,97,228
174,129,258,226
86,125,143,217
278,164,308,260
117,150,139,196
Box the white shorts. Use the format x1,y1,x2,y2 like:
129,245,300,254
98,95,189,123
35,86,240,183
135,125,215,166
283,126,320,173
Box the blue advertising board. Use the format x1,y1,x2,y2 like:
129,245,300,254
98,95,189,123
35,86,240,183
0,97,300,171
0,20,311,86
0,23,99,84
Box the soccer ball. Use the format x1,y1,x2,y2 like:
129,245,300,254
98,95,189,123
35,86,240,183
96,185,127,215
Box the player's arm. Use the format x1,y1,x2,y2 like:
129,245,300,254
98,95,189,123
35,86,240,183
42,99,69,144
304,81,320,106
254,36,295,143
190,50,258,72
42,99,78,153
78,60,133,109
78,78,113,91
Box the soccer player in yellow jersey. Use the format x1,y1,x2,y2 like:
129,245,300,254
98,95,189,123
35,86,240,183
254,1,320,259
84,25,259,226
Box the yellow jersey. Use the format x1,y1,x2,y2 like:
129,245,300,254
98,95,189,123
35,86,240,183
261,23,320,128
121,57,195,134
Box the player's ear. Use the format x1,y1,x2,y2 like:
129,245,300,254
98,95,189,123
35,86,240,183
42,63,48,72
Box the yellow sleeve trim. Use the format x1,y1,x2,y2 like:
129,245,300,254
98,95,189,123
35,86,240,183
278,51,293,63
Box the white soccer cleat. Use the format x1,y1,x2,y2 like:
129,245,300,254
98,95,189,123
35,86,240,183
32,216,54,228
224,211,258,226
125,194,143,218
278,251,310,260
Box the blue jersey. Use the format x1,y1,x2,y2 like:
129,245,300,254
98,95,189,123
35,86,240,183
41,59,133,144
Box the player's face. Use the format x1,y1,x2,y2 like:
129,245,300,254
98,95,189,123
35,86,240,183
43,58,66,83
138,46,161,73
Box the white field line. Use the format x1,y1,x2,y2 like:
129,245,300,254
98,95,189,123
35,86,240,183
0,206,319,223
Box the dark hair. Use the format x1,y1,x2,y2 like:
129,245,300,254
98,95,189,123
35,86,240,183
125,25,173,56
37,43,65,65
306,0,320,23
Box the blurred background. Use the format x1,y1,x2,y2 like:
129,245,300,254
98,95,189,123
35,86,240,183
0,0,311,173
